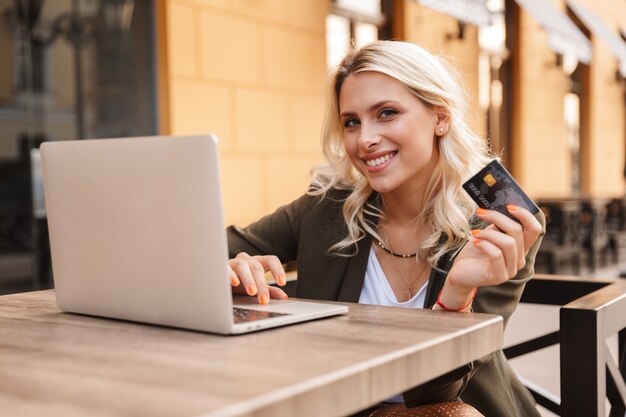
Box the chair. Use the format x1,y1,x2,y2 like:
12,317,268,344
504,274,626,416
535,199,583,274
605,198,626,264
577,197,611,270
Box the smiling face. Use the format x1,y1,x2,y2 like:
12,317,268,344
339,71,446,197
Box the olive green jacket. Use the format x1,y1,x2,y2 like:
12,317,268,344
227,188,545,417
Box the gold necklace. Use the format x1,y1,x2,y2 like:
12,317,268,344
382,235,429,301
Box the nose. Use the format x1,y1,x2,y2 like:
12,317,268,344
359,124,381,150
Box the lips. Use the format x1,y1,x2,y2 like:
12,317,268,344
364,151,397,168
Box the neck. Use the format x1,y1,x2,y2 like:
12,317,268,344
380,190,424,227
377,190,430,257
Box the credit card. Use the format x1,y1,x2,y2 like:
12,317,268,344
462,160,540,222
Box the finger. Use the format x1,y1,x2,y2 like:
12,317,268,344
242,255,284,304
505,205,530,267
472,238,510,284
475,208,525,269
268,286,289,300
472,230,518,278
230,252,267,296
505,205,544,251
475,208,522,235
259,255,287,286
229,258,258,295
471,238,510,284
242,255,272,305
228,262,248,296
227,265,240,287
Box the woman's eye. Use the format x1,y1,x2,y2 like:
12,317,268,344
343,118,360,128
380,109,397,118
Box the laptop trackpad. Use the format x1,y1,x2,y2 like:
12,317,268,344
232,296,347,316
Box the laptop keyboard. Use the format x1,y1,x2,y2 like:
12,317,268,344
233,307,290,324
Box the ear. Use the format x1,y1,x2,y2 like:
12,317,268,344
433,107,450,136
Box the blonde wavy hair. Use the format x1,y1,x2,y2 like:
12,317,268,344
309,40,495,267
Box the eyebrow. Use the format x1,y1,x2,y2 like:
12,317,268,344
339,100,400,118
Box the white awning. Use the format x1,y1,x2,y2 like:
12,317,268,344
567,0,626,78
514,0,592,64
415,0,494,26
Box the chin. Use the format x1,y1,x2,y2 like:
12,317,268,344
368,180,397,194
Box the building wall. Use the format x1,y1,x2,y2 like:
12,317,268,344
402,1,485,140
574,0,626,196
514,1,573,198
517,0,626,198
163,0,328,226
161,0,626,228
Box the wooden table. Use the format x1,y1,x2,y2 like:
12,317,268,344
0,291,503,417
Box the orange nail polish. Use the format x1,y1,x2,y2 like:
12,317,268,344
507,204,518,212
473,238,482,245
248,285,258,296
277,274,286,286
260,294,269,305
476,208,487,215
230,276,240,286
471,229,480,236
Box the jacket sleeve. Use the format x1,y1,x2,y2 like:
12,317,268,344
404,210,547,407
226,192,319,262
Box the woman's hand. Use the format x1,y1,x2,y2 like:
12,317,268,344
437,205,543,311
228,253,289,304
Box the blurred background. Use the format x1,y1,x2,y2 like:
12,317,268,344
0,0,625,294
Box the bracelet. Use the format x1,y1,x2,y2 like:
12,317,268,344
435,287,478,312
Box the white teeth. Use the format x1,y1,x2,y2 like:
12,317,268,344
366,153,393,167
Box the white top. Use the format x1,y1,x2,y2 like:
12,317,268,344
358,247,429,404
359,248,428,309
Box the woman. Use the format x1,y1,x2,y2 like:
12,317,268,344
226,41,544,417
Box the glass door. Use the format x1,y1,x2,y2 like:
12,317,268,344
0,0,158,293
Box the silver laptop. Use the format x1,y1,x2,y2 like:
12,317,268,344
40,134,347,334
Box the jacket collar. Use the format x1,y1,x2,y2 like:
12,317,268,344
335,192,460,305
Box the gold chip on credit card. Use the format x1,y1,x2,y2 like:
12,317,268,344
483,173,496,187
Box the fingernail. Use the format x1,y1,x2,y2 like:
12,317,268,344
471,229,480,236
247,285,257,296
476,208,487,215
230,276,240,287
507,204,518,212
473,238,482,245
277,274,286,286
260,294,269,305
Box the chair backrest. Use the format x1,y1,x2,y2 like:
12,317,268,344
538,199,582,246
507,274,626,416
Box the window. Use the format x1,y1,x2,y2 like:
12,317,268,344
325,0,385,67
478,0,507,156
0,0,158,293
